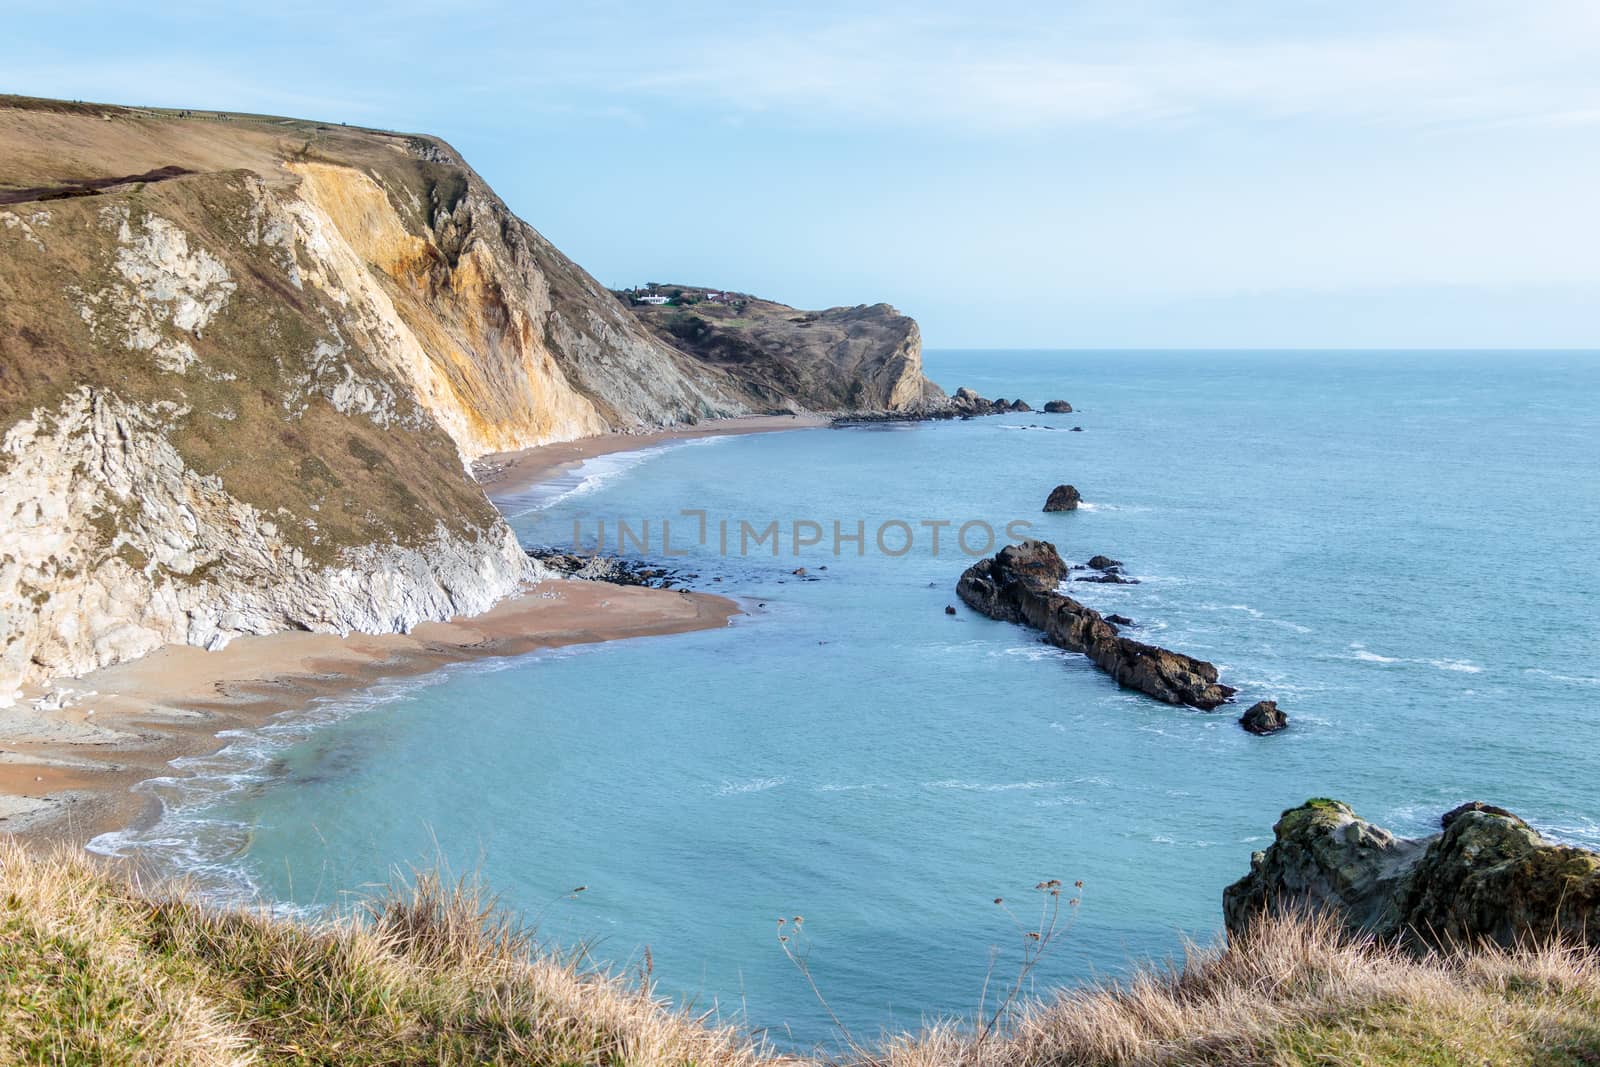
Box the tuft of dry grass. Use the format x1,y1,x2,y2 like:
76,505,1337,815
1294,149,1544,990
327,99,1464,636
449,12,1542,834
868,911,1600,1067
0,840,787,1066
3,839,1599,1066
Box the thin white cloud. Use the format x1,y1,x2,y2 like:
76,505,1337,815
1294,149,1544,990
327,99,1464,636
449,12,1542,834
511,1,1600,132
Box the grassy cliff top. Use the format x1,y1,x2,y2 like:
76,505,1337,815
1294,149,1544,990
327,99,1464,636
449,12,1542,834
3,841,1597,1066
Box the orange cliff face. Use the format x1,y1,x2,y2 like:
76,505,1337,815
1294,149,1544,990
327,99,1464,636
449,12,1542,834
284,160,616,457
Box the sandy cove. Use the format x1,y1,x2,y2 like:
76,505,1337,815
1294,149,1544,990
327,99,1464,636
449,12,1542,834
1,415,824,850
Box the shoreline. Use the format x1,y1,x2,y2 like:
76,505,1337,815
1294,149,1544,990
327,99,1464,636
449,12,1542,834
0,417,826,852
0,582,742,849
475,414,830,501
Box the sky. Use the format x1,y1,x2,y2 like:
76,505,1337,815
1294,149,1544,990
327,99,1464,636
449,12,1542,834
5,1,1599,348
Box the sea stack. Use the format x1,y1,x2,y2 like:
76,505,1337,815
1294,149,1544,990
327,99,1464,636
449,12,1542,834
1044,484,1081,511
1239,700,1288,734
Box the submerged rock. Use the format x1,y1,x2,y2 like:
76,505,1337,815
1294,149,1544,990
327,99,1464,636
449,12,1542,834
1239,699,1288,734
1043,485,1081,512
1223,800,1600,949
955,540,1236,709
1043,400,1073,414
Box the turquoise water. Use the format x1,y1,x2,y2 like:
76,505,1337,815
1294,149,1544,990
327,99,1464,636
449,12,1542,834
92,351,1600,1048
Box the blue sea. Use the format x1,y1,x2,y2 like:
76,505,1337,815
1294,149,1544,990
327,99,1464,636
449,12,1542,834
91,350,1600,1049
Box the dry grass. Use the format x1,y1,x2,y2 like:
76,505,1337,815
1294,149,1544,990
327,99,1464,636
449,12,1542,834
2,840,1599,1066
871,912,1600,1067
0,840,786,1066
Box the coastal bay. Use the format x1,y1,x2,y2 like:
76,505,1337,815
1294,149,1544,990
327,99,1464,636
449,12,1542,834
69,348,1600,1044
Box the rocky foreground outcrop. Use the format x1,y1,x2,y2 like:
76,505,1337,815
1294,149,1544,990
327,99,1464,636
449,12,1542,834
1225,799,1600,948
956,540,1237,709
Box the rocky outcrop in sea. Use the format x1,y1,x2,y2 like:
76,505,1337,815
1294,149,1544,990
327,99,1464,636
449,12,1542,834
956,540,1237,710
1044,485,1081,512
1224,799,1600,948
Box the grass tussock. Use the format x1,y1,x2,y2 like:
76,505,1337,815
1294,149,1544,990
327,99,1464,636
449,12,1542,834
0,841,783,1066
872,912,1600,1067
2,841,1599,1066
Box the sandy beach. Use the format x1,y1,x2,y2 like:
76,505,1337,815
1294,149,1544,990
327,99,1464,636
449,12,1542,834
0,415,824,851
0,582,740,848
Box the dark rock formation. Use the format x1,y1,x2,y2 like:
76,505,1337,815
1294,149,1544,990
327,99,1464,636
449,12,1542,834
1223,800,1600,949
1106,613,1135,626
1239,700,1288,735
1074,572,1139,585
1009,399,1031,412
1071,426,1083,432
1043,400,1073,414
1085,555,1123,572
946,387,999,418
528,549,691,589
944,604,957,616
1043,485,1081,512
956,540,1236,709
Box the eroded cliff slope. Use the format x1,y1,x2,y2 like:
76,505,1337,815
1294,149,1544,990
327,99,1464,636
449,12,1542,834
0,96,931,702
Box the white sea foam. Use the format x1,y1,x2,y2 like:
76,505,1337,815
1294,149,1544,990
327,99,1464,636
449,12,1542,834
1524,668,1600,688
1073,501,1152,513
1352,650,1400,663
993,645,1064,662
497,436,729,519
1429,658,1484,674
926,779,1060,792
86,668,460,906
715,776,787,796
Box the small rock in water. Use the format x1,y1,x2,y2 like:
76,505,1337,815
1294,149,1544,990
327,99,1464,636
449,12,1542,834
1239,700,1288,735
944,605,957,615
1106,613,1135,626
793,567,807,576
1043,484,1081,512
1071,426,1083,432
1043,400,1073,414
1086,554,1123,572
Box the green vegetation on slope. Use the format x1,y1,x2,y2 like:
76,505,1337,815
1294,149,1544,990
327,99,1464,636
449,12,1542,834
2,841,1597,1066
